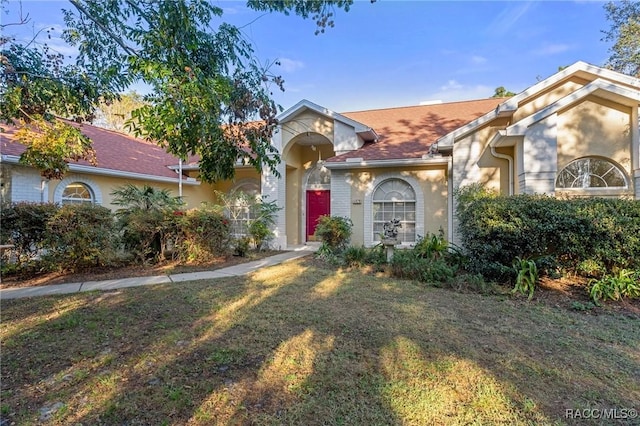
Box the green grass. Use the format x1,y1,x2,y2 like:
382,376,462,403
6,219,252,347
1,258,638,425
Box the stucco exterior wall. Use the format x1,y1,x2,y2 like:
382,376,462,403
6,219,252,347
452,125,507,193
345,166,448,247
281,111,334,154
46,174,207,209
513,77,590,123
556,96,634,197
557,97,631,168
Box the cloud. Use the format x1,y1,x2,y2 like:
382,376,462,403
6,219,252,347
487,1,534,36
425,81,494,103
440,80,464,91
277,57,305,73
471,55,488,65
532,43,571,56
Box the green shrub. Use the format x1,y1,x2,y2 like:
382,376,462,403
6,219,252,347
45,204,118,272
390,250,455,285
455,185,640,281
414,231,448,260
111,185,184,262
343,245,367,267
0,202,58,264
314,215,353,253
589,269,640,304
177,208,231,262
248,220,271,251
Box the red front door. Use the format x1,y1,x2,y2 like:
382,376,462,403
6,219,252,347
307,190,330,240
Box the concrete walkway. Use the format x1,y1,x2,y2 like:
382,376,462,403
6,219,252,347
0,245,318,300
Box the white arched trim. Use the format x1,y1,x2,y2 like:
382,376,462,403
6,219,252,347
363,173,425,248
53,175,103,205
230,178,261,195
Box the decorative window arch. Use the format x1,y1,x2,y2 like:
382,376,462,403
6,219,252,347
372,178,417,243
306,164,331,189
62,182,94,204
53,175,103,205
556,157,628,189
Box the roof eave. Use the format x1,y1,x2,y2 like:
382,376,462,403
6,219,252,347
1,155,200,185
324,156,450,170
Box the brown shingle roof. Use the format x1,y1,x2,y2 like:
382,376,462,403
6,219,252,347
330,98,505,162
1,121,183,179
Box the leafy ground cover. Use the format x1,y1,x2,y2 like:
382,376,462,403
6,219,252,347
1,258,639,425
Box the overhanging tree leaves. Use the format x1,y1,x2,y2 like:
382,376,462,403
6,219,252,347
62,0,355,182
603,0,640,77
1,21,111,178
2,0,356,183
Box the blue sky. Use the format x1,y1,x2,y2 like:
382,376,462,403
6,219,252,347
2,1,614,112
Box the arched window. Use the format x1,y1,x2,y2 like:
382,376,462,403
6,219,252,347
228,181,260,237
556,157,627,189
372,178,416,243
307,165,331,189
61,182,94,204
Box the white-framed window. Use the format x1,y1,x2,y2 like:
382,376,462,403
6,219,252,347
228,181,260,238
556,157,628,189
53,176,102,205
372,178,416,243
61,182,95,204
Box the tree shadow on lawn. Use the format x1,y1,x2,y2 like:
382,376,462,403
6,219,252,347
1,258,638,425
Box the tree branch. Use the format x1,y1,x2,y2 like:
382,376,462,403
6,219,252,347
68,0,138,56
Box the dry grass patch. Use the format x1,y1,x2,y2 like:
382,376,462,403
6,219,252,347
1,258,638,425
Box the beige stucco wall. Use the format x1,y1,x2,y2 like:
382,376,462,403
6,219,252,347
46,167,262,211
513,76,591,123
347,166,448,246
557,97,631,169
556,96,634,197
453,124,510,194
281,111,334,156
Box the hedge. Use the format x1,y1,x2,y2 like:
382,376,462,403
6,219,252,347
455,185,640,281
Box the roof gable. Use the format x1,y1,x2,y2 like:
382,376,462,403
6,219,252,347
437,61,640,148
277,99,375,137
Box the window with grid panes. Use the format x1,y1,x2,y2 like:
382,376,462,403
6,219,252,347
229,182,260,238
556,157,627,189
61,182,94,204
372,179,416,243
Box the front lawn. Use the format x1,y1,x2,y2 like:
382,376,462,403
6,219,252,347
1,258,638,425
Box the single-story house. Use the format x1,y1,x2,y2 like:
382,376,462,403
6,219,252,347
1,61,639,248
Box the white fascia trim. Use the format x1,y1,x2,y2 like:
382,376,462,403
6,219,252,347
1,155,200,185
436,105,507,149
277,99,377,139
324,157,450,170
507,79,640,135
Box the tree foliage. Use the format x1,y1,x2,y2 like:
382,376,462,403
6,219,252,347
603,0,640,77
95,91,146,134
1,0,355,182
0,16,110,178
492,86,516,98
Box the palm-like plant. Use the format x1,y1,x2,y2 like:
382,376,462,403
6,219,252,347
111,184,182,213
110,184,183,261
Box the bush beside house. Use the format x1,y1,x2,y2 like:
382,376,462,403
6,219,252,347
0,185,278,276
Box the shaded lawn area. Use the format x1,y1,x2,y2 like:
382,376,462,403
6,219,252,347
1,258,639,425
